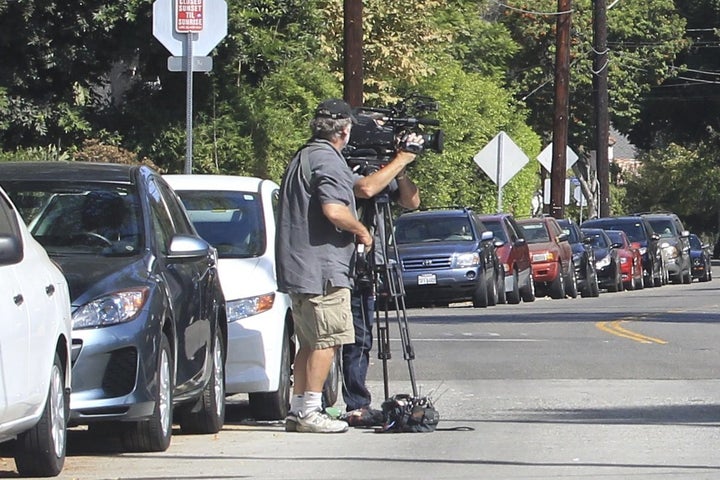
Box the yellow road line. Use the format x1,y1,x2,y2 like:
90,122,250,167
595,319,667,344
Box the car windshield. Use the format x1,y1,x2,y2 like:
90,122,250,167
590,221,645,243
647,219,675,238
560,224,580,243
585,232,609,249
482,220,507,243
177,190,265,258
3,181,143,256
689,234,702,250
395,216,475,244
605,230,623,245
521,222,550,243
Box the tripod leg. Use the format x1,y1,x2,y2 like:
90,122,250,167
375,297,391,400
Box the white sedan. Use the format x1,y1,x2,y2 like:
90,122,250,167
165,174,296,420
0,185,72,477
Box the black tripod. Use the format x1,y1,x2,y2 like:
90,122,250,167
357,190,418,399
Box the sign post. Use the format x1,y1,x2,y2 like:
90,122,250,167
153,0,227,173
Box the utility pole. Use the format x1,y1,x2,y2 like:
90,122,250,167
593,0,610,217
550,0,572,219
343,0,363,107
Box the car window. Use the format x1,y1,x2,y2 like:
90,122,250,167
689,235,702,249
3,182,142,256
605,231,623,245
647,219,674,238
521,222,550,243
177,190,265,258
560,224,580,243
0,194,21,239
395,216,474,244
586,232,608,249
482,220,508,243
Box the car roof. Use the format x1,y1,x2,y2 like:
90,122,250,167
397,208,472,219
0,161,141,184
476,213,512,220
164,174,279,192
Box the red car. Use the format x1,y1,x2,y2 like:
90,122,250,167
605,229,644,290
517,217,576,299
478,213,535,304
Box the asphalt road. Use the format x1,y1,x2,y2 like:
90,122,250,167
5,265,720,479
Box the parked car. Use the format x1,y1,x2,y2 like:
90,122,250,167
581,216,664,288
477,213,535,303
605,229,644,290
517,216,576,299
392,208,503,308
165,174,339,420
557,218,600,297
641,212,692,284
0,185,72,477
581,227,623,292
689,233,713,282
0,161,227,453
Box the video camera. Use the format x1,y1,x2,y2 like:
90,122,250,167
342,94,444,169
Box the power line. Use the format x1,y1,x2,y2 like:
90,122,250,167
494,1,573,16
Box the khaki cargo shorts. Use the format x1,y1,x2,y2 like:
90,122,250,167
290,286,354,349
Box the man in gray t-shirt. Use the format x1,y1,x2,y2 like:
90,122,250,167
276,99,372,433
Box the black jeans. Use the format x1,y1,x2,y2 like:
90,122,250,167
341,289,375,411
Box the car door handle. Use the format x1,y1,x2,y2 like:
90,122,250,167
13,294,23,306
46,284,55,296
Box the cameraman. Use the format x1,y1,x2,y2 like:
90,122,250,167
341,133,422,427
277,98,373,433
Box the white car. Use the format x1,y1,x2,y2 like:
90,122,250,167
0,185,72,477
165,174,296,420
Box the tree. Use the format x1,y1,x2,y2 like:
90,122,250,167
496,0,686,148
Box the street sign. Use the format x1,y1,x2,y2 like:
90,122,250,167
153,0,227,56
168,55,213,72
536,143,578,173
175,0,204,33
474,131,529,188
474,131,529,212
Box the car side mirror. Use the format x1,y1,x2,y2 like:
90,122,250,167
651,233,660,241
557,232,568,242
515,238,526,246
0,235,23,266
167,234,212,262
480,230,494,242
582,237,593,245
680,230,690,238
493,239,506,249
611,242,622,249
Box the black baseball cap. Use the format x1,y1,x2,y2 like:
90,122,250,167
314,98,358,123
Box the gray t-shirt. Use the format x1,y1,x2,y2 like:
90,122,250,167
276,139,358,295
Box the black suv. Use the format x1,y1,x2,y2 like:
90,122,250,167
557,218,600,297
392,208,503,308
641,212,691,284
581,216,664,288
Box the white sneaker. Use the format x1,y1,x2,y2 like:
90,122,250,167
296,410,349,433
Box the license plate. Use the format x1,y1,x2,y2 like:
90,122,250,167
417,273,437,285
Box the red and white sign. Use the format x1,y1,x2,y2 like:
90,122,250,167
175,0,204,33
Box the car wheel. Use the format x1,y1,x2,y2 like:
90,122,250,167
549,266,565,299
565,265,578,298
487,269,498,307
322,350,341,408
14,353,67,477
472,269,489,307
496,269,507,305
178,328,226,434
682,267,692,284
506,270,521,304
521,273,536,303
121,333,173,452
249,330,292,420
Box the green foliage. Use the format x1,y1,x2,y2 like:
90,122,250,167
623,142,720,235
407,60,541,216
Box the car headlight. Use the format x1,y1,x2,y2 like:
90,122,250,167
226,293,275,321
662,245,678,259
596,255,611,269
453,252,480,267
532,252,555,262
73,288,148,329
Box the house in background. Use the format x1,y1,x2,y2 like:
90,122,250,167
610,127,640,183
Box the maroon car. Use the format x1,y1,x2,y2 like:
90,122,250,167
478,213,535,303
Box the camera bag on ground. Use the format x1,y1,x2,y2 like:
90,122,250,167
376,394,439,433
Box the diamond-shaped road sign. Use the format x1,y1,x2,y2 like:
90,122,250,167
153,0,227,57
537,143,579,173
473,131,529,188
